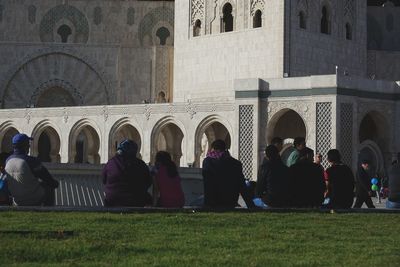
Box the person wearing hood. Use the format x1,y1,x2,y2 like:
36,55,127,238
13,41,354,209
202,139,254,209
102,139,152,207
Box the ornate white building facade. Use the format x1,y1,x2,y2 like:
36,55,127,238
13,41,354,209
0,0,399,180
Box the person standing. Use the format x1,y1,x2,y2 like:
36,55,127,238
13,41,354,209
387,153,400,209
202,140,254,209
102,140,152,207
256,145,290,207
286,137,306,167
152,151,185,208
324,149,355,209
5,134,59,206
353,159,375,208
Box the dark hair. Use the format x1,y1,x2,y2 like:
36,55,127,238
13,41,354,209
271,137,283,146
299,147,314,161
361,159,370,165
327,149,341,163
155,151,178,178
211,139,226,151
0,152,10,166
117,139,138,157
265,145,280,161
293,137,305,147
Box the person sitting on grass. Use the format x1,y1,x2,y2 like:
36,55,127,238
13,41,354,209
387,153,400,209
256,145,290,207
103,140,152,207
152,151,185,208
5,134,59,206
0,152,11,205
324,149,355,209
202,140,255,209
288,147,325,208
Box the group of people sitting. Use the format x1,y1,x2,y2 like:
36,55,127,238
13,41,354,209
1,133,399,210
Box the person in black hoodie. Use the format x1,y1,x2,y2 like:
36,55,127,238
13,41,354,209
256,145,290,207
324,149,355,209
353,159,375,208
288,147,325,208
202,140,254,209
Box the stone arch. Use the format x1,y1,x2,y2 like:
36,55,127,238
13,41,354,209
220,2,234,32
358,111,390,169
253,9,262,28
1,51,110,109
266,109,307,162
39,4,89,43
194,116,233,167
345,22,352,40
138,7,174,46
151,117,185,166
358,140,385,177
30,121,61,163
193,19,202,37
0,121,19,153
109,118,142,159
299,10,307,29
69,119,101,164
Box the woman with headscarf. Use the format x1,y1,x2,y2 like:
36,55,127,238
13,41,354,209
102,140,152,207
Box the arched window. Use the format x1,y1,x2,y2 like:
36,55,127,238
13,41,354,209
253,10,262,28
193,19,201,37
221,3,233,32
345,23,352,40
321,6,331,34
299,11,306,29
57,25,72,43
0,5,3,23
28,5,36,24
127,7,135,25
156,27,170,45
94,7,102,25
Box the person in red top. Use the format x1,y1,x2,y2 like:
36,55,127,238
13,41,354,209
152,151,185,208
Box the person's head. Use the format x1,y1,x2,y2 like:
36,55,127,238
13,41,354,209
265,145,280,161
210,139,226,152
293,137,306,150
12,133,33,154
327,149,341,165
299,147,314,162
116,139,138,158
0,152,10,172
270,137,283,152
361,159,370,170
155,151,178,178
314,153,322,165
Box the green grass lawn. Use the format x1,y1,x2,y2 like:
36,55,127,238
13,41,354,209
0,211,399,266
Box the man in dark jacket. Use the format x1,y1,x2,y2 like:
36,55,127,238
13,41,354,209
353,159,375,208
288,147,325,208
5,133,59,206
256,145,290,207
387,153,400,208
325,149,354,209
102,140,152,207
202,140,254,209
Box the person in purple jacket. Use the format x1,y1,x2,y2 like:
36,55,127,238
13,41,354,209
102,140,152,207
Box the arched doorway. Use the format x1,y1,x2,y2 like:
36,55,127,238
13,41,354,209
109,122,141,159
0,127,19,153
32,126,61,163
221,3,233,32
358,111,390,175
267,109,306,163
194,120,231,167
152,122,184,166
69,124,100,164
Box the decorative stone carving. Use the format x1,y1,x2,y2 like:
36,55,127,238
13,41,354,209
191,0,205,25
102,106,109,122
344,0,355,19
250,0,265,16
144,105,152,120
185,100,197,119
138,7,174,46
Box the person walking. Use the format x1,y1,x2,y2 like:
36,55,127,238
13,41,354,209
5,133,59,206
353,159,375,208
102,140,152,207
202,140,254,209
